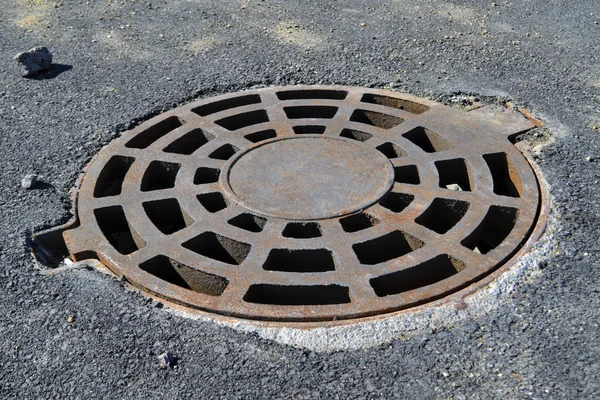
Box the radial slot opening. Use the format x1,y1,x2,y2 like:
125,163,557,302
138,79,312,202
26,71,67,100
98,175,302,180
139,255,228,296
340,128,373,142
483,152,523,198
263,249,334,272
282,222,322,238
379,192,414,213
163,129,215,155
197,192,228,213
126,116,185,149
245,129,277,143
394,165,420,184
142,198,191,234
244,284,350,306
403,127,453,153
93,155,135,198
276,89,348,100
376,142,407,159
208,144,239,160
370,255,466,297
215,110,269,131
284,106,338,119
94,206,143,255
361,93,430,114
436,158,472,191
293,125,326,134
339,212,380,233
193,167,220,184
227,213,267,233
416,198,470,234
192,94,261,116
462,206,519,254
182,232,251,265
353,230,424,265
350,109,403,129
140,161,180,192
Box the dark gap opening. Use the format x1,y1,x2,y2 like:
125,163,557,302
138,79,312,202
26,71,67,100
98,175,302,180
361,94,430,114
379,192,414,213
376,142,407,159
352,230,424,265
163,129,215,155
339,212,380,233
394,165,420,184
94,206,142,255
244,284,350,305
284,106,338,119
461,206,519,254
340,128,373,142
276,89,348,100
192,94,261,116
402,127,453,153
293,125,326,134
140,161,180,192
245,129,277,143
94,155,135,198
263,249,334,272
193,167,220,184
197,192,228,213
282,222,322,238
350,109,403,129
208,144,239,160
182,232,251,265
227,213,267,233
370,255,465,297
139,255,228,296
215,110,269,131
415,198,470,234
435,158,472,191
142,198,190,234
482,153,523,198
126,116,184,149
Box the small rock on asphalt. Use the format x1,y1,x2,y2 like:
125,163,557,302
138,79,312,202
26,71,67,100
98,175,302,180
21,174,38,190
157,351,176,368
13,47,53,77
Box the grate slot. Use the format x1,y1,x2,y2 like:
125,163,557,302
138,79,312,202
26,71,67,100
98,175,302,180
350,109,403,129
361,94,430,114
197,192,228,213
139,255,228,296
284,106,338,119
193,167,220,184
293,125,326,135
263,249,334,272
192,94,261,117
126,116,184,149
483,153,523,198
276,89,348,100
182,232,251,265
394,165,420,184
435,158,472,191
353,230,424,265
462,206,519,254
339,212,380,233
163,129,214,155
94,155,135,198
208,144,239,160
142,198,190,235
94,206,143,255
340,128,373,142
376,142,407,159
215,110,269,131
403,127,453,153
282,222,322,238
379,192,414,213
140,161,180,192
370,255,465,297
416,198,469,234
227,213,267,233
244,284,350,305
245,129,277,143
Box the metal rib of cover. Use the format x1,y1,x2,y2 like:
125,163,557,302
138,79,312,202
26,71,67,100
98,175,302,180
63,85,542,322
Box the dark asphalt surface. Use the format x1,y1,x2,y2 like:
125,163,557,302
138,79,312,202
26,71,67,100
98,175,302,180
1,0,599,398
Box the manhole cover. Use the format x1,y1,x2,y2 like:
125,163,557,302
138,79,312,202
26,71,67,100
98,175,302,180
53,85,546,322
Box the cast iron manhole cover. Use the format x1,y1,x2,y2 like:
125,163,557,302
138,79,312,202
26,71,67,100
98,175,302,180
56,85,546,322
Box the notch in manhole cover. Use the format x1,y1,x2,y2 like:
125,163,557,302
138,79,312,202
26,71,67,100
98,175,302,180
33,85,548,324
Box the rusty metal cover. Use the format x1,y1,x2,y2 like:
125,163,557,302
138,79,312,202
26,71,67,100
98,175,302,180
60,85,544,322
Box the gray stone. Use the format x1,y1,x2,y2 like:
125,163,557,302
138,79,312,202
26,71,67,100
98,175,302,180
21,174,38,190
157,351,176,368
13,47,53,77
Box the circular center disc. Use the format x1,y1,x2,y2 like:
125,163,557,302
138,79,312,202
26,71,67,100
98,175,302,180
225,136,395,219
